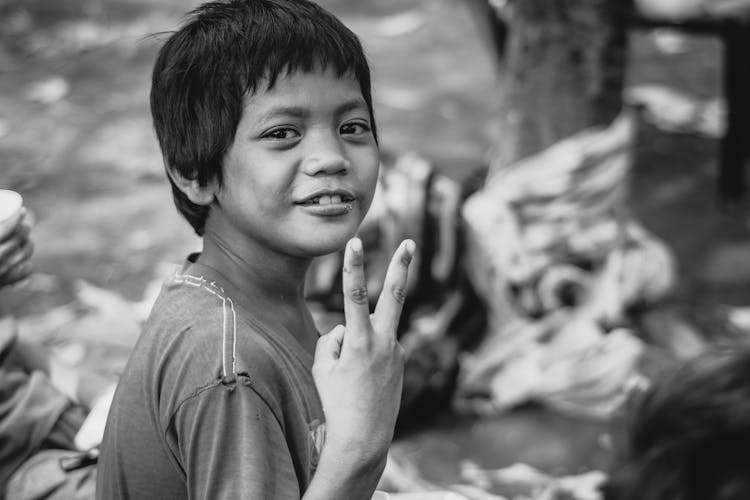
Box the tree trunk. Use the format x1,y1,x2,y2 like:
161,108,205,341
485,0,633,178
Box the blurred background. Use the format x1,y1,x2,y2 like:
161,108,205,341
1,0,749,498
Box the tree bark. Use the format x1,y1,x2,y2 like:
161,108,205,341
484,0,633,178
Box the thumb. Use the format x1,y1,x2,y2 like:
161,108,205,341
313,324,346,366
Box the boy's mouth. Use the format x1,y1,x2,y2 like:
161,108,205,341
296,190,356,206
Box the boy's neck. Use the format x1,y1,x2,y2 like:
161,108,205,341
196,230,319,351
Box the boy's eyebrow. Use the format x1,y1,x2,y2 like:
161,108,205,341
257,99,369,123
335,99,369,116
259,106,309,121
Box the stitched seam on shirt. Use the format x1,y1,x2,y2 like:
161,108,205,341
173,270,287,347
166,377,286,447
230,297,237,375
169,272,238,378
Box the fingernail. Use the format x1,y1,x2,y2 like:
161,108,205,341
350,237,362,254
405,239,416,258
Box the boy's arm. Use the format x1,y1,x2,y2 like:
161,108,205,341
173,382,311,500
302,446,386,500
175,381,384,500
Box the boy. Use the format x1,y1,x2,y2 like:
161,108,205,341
96,1,415,499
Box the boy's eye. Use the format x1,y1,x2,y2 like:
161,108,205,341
263,128,300,140
340,122,370,136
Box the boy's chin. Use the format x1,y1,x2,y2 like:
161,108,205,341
293,230,356,258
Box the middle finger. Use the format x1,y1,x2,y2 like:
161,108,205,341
372,239,415,337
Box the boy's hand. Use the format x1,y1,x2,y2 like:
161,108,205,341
313,237,415,465
0,209,34,288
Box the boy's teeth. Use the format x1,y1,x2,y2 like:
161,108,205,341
304,194,350,205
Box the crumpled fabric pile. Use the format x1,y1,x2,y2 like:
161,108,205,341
459,461,606,500
457,113,672,419
380,450,607,500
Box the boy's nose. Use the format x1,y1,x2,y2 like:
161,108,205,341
301,151,350,176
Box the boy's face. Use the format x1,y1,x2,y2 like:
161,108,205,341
212,67,379,258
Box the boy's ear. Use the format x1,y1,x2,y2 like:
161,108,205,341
167,166,217,206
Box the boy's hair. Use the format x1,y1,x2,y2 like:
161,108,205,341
151,0,377,235
602,346,750,500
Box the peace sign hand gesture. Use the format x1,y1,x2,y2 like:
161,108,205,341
312,237,415,468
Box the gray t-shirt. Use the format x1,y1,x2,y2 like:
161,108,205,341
97,260,325,499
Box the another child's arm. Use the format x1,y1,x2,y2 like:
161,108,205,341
305,238,415,500
1,206,116,450
11,339,117,449
1,203,112,426
12,340,108,408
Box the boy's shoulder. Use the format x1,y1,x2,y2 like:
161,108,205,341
137,265,310,402
143,268,269,373
120,268,292,427
146,269,230,335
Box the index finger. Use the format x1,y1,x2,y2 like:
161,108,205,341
341,237,372,347
372,239,415,337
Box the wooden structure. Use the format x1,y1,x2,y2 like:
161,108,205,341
633,6,750,205
465,0,750,205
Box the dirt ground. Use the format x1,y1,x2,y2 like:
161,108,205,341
2,0,749,494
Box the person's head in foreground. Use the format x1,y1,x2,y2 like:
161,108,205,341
603,346,750,500
152,0,379,257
